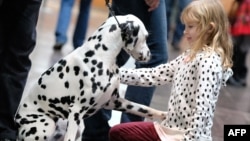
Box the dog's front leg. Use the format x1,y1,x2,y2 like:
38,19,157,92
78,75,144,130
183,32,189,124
75,119,84,141
105,96,167,121
64,112,80,141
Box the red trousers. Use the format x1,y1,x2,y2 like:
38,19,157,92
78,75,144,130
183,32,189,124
109,122,161,141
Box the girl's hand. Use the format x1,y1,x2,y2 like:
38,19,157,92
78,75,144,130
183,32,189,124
144,0,159,11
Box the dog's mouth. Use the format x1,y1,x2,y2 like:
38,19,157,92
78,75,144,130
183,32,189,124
135,52,151,63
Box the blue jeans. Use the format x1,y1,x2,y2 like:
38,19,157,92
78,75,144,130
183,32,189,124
166,0,191,45
0,0,42,140
82,0,168,140
55,0,92,49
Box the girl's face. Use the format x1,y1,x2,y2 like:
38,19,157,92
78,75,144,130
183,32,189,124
183,21,199,46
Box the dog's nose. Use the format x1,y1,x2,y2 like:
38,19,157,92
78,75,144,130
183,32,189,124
140,50,151,62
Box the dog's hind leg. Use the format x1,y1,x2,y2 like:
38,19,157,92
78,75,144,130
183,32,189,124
17,114,56,141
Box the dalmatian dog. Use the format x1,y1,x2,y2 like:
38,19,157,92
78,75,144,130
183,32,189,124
15,14,167,141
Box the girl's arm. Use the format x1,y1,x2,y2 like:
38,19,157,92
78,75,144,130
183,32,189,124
119,60,176,87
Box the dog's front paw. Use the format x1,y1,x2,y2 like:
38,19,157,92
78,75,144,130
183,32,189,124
160,111,167,121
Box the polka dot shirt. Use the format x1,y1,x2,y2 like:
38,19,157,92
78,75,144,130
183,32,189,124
120,50,233,141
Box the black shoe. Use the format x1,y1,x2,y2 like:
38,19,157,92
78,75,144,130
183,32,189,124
53,43,64,50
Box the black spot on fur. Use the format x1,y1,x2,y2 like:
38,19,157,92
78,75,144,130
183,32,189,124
58,59,67,66
106,70,110,75
133,37,138,47
26,127,37,137
85,50,95,57
92,82,97,93
83,71,88,76
66,66,70,73
98,70,103,76
80,90,85,96
57,66,63,72
109,24,117,32
97,35,102,42
83,58,89,63
65,81,69,88
61,96,72,105
49,98,60,104
79,79,84,89
80,98,86,104
48,104,69,118
103,83,111,92
91,60,97,65
138,108,148,114
38,108,45,113
41,95,47,101
95,43,101,50
40,119,46,122
41,84,46,89
59,73,64,79
114,100,122,108
127,105,133,109
102,44,108,51
115,68,119,74
38,78,42,85
45,70,51,75
19,118,36,125
91,67,95,73
98,27,103,31
132,26,139,36
74,113,80,125
125,38,133,47
87,36,92,41
89,97,95,105
23,104,27,108
97,62,103,68
74,66,80,75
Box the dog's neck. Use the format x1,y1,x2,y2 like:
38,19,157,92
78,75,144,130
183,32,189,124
78,23,124,67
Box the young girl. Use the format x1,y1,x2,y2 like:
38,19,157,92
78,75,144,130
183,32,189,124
109,0,233,141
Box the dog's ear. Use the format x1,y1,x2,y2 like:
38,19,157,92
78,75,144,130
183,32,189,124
120,21,139,50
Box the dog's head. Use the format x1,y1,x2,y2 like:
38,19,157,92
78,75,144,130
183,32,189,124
116,14,151,62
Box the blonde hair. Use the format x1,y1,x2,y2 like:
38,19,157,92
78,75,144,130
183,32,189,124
180,0,233,69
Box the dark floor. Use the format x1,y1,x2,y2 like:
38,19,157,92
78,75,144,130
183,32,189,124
22,1,250,141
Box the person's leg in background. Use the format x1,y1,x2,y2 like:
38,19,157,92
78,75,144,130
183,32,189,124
166,0,175,40
73,0,92,49
120,0,168,122
0,0,42,140
54,0,75,50
228,35,248,87
166,0,191,50
82,109,112,141
172,0,191,49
